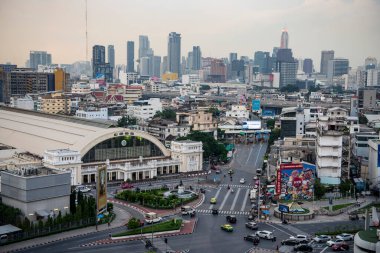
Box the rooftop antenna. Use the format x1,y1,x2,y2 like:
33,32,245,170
85,0,88,62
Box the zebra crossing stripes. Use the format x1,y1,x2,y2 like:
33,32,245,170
196,209,250,216
220,184,252,189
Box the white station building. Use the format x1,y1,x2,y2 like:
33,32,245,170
0,106,203,186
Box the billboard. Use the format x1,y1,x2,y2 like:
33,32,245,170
276,163,316,201
378,144,380,167
252,99,261,111
97,165,107,213
242,121,262,130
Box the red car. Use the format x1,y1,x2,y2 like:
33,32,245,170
121,182,134,189
332,243,349,251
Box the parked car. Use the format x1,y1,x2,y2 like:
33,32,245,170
255,230,274,240
294,244,313,252
210,197,217,204
244,234,260,244
327,239,345,247
336,233,354,241
332,243,349,251
75,185,91,193
221,224,234,232
226,215,237,223
313,235,332,243
289,234,310,243
121,182,134,189
281,238,299,246
245,222,258,230
212,208,219,215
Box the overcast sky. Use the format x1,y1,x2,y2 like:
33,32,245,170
0,0,379,69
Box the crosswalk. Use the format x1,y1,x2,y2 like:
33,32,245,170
220,184,253,189
196,209,250,216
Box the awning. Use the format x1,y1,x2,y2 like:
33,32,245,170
320,177,341,185
35,210,50,217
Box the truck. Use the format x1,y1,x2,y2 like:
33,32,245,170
250,189,257,203
144,212,162,224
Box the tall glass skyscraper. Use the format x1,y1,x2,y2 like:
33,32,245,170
107,45,115,69
320,50,334,75
29,51,52,69
127,41,135,72
280,28,289,49
167,32,181,75
138,35,150,60
192,46,201,70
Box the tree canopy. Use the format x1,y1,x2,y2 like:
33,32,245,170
280,84,299,93
154,109,176,121
117,115,137,127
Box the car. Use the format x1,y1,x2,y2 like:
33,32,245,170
253,176,258,180
248,213,256,221
313,235,332,243
75,185,91,193
244,234,260,244
349,213,359,220
181,206,196,215
326,239,345,247
336,233,354,241
226,215,237,223
210,197,217,204
332,243,349,251
215,169,221,174
212,208,219,215
281,238,300,246
240,178,246,184
290,234,310,243
294,244,313,252
255,230,274,240
228,169,234,174
245,222,258,230
200,188,206,193
253,185,258,189
121,182,134,189
221,224,234,232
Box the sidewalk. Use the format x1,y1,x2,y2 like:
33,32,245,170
1,205,131,253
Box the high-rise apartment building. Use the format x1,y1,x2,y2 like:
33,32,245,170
320,50,334,75
140,57,150,76
107,45,115,69
303,58,313,74
127,41,135,72
192,46,201,70
229,53,238,63
29,51,52,70
327,58,349,80
280,28,289,49
92,45,112,82
167,32,181,76
367,69,380,87
138,35,150,60
275,49,297,87
161,56,168,76
365,57,377,70
253,51,271,73
152,56,161,78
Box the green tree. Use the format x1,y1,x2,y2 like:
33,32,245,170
22,217,31,231
207,106,220,117
70,191,76,214
359,114,368,124
314,179,326,200
200,84,211,90
117,115,137,127
339,179,352,195
268,128,281,146
266,119,275,129
127,217,141,229
154,109,176,121
280,84,299,93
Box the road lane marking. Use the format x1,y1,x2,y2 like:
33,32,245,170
254,144,264,168
245,146,254,165
230,188,241,210
219,189,231,210
265,223,293,237
320,246,329,253
209,187,222,209
241,189,250,211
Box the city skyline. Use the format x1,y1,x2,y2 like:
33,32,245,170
0,0,379,68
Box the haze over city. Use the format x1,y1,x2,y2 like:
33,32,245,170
0,0,379,67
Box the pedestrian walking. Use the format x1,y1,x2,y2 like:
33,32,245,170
108,220,110,227
109,232,112,239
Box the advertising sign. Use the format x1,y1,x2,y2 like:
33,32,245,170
278,204,289,213
378,144,380,168
276,163,316,201
242,121,262,130
97,165,107,213
252,99,261,111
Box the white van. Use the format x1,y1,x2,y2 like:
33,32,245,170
250,189,257,203
145,212,162,224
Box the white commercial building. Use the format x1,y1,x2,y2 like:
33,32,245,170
71,82,91,94
368,139,380,189
10,95,34,110
366,69,380,87
75,107,108,120
226,105,249,119
127,98,162,122
170,140,203,172
182,74,200,85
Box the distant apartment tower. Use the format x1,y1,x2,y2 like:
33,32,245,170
107,45,115,69
303,58,313,74
253,51,271,74
140,57,150,76
92,45,112,82
320,50,334,75
29,51,52,70
161,56,168,76
280,28,289,49
229,53,238,63
365,57,377,70
327,58,349,80
138,35,150,60
167,32,181,76
275,49,297,87
192,46,201,70
152,56,161,77
127,41,135,72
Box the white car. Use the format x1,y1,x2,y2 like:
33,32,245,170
75,185,91,193
290,234,310,243
313,235,331,243
256,230,274,239
326,238,345,247
240,178,246,184
336,233,354,241
253,185,258,189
